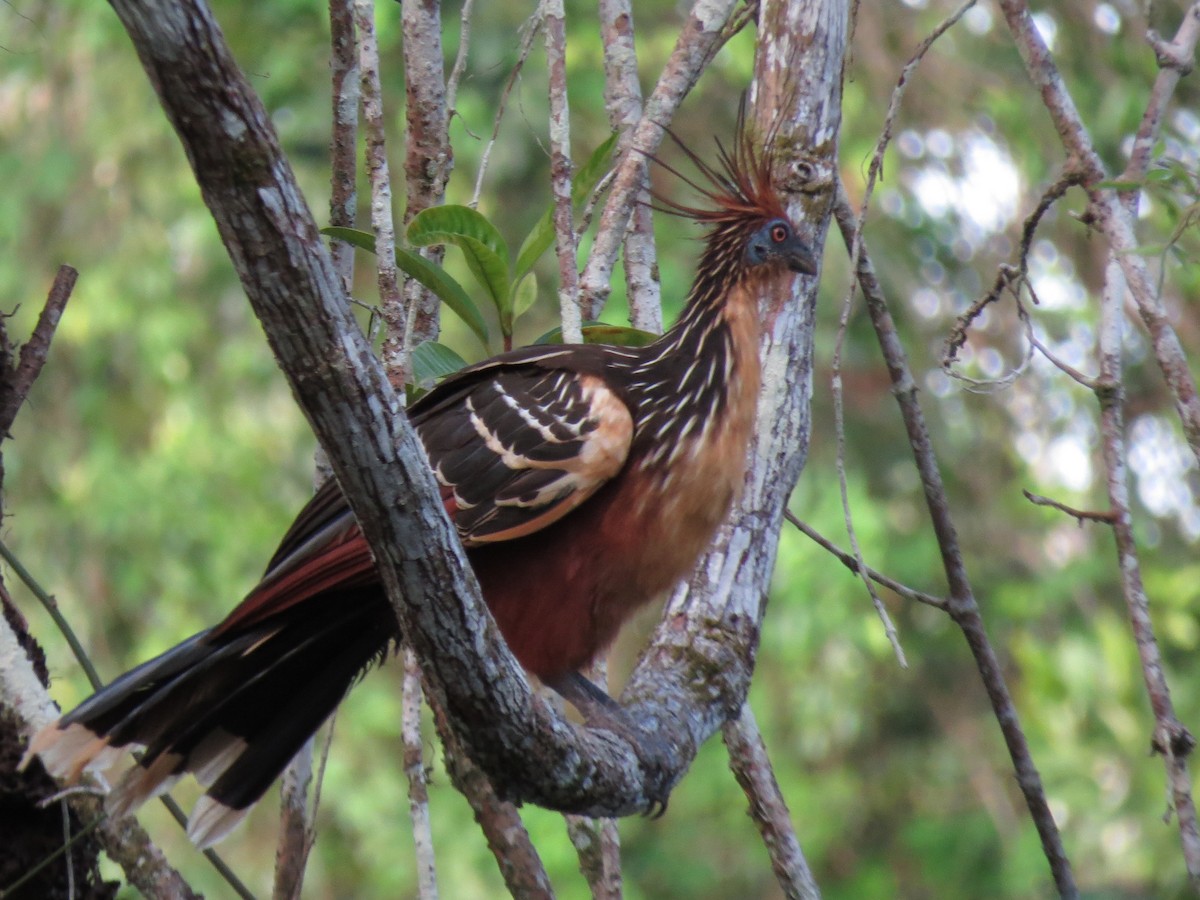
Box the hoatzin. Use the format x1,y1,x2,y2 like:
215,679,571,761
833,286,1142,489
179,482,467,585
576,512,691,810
24,121,817,847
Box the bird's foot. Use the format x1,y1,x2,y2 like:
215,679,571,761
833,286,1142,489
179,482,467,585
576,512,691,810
544,671,675,816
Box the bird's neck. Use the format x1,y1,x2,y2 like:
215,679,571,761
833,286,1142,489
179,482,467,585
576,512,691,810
626,279,762,467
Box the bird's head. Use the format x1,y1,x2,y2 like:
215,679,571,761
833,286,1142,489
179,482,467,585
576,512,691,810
743,217,818,276
648,104,818,287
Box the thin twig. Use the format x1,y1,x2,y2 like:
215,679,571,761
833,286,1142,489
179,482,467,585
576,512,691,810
444,0,474,115
944,170,1084,367
832,0,977,669
471,8,544,208
832,181,1078,898
785,512,947,610
723,704,821,900
0,813,102,899
944,289,1036,394
1027,330,1097,389
0,265,77,439
1021,490,1115,525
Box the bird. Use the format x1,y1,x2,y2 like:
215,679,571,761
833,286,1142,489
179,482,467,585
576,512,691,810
23,115,818,848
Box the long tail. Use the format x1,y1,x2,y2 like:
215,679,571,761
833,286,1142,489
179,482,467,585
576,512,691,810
23,589,395,848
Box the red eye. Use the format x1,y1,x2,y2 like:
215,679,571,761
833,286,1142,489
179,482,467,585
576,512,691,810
771,224,789,242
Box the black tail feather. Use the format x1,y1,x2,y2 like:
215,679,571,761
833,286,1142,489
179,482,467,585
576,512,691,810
26,589,396,845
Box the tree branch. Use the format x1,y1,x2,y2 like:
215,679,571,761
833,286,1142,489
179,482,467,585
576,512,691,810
356,0,405,380
1095,253,1200,878
400,0,454,348
996,0,1200,468
598,0,662,333
832,183,1078,898
544,0,582,345
996,0,1200,879
580,0,742,319
0,265,77,440
0,611,200,899
723,704,821,900
785,512,947,610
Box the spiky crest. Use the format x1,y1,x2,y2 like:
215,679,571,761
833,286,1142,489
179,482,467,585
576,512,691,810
649,101,789,228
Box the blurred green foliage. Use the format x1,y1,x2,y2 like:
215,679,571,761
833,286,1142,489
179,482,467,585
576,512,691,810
2,0,1199,897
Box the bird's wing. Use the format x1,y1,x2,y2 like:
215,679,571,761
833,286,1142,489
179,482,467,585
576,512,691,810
211,352,634,637
412,358,635,545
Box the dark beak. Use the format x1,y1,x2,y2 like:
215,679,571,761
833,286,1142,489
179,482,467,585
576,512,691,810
785,237,819,275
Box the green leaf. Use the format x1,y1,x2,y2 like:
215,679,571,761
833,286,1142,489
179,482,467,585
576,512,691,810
410,340,469,389
514,214,556,287
533,321,658,347
408,206,511,315
514,132,619,283
394,247,489,347
321,226,377,253
513,273,538,323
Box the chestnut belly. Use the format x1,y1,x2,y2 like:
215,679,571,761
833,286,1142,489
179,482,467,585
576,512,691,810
468,460,739,680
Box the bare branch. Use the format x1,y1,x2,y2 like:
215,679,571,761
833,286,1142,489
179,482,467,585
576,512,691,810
996,0,1200,467
543,0,582,345
944,170,1085,367
401,0,454,347
355,0,406,382
723,704,821,900
471,9,544,208
599,0,662,333
1095,252,1200,877
1022,490,1115,525
432,704,554,900
832,181,1078,897
0,610,201,899
273,741,313,900
0,264,76,440
327,0,358,293
403,647,439,899
581,0,743,318
565,814,622,899
832,0,976,669
1124,5,1200,185
445,0,474,114
996,0,1200,876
